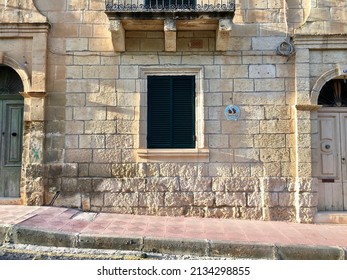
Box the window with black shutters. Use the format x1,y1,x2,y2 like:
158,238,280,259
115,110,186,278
147,75,195,148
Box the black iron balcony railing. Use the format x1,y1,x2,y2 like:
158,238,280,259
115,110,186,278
105,0,235,12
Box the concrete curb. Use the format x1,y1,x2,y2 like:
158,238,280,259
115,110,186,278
210,241,276,259
79,234,143,251
10,226,77,248
0,225,10,244
276,244,346,260
1,224,347,260
143,237,209,256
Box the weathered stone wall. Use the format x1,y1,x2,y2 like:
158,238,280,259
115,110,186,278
297,0,347,34
3,0,345,222
29,0,298,221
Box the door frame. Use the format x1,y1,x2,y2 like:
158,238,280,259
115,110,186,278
317,107,347,211
0,60,30,205
0,64,25,203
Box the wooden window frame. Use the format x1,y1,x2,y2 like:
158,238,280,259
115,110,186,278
137,66,209,162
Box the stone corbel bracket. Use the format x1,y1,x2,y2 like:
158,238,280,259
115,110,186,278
109,20,125,52
216,19,232,51
164,19,176,52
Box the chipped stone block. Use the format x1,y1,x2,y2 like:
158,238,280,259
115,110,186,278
206,207,239,219
89,164,112,177
146,177,179,192
215,192,247,207
193,192,214,207
180,177,212,192
165,192,194,207
139,192,165,207
93,178,122,192
267,207,296,222
104,193,138,207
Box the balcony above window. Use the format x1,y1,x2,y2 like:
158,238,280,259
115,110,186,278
105,0,234,20
105,0,235,52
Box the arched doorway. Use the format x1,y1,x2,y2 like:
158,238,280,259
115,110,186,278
0,65,24,198
317,78,347,211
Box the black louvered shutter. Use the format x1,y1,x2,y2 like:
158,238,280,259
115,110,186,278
172,76,195,148
147,76,195,148
147,76,172,148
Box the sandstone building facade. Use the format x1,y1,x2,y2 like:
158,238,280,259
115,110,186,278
1,0,347,223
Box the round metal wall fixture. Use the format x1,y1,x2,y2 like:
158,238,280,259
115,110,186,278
224,105,240,121
276,40,295,57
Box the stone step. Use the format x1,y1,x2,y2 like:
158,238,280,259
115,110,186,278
314,212,347,224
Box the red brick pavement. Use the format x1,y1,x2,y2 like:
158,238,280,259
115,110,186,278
1,205,347,248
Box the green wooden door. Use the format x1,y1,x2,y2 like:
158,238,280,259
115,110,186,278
0,65,24,198
0,99,24,197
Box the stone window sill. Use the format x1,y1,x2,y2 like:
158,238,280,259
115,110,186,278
136,148,209,162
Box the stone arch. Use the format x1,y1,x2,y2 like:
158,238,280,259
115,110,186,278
1,55,31,92
310,65,347,105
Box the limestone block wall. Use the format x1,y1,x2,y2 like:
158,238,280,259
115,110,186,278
297,0,347,34
12,0,341,222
